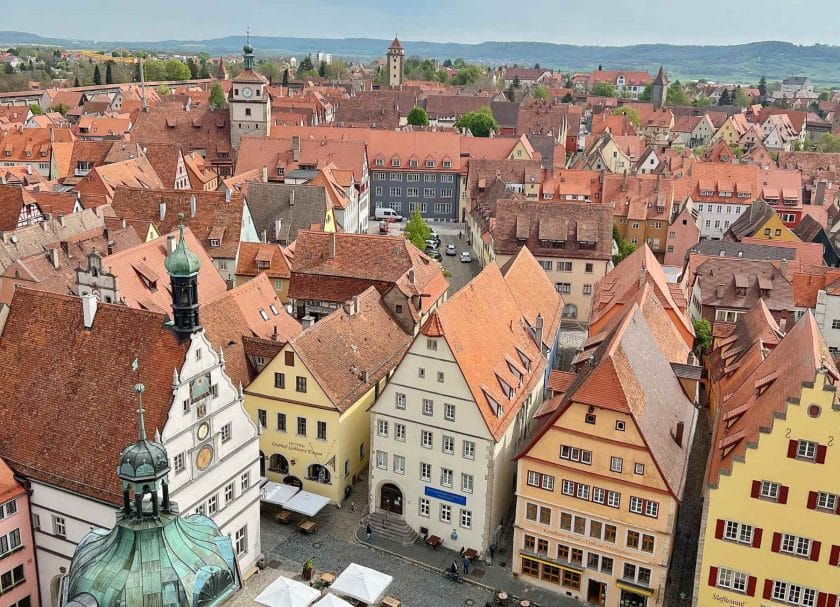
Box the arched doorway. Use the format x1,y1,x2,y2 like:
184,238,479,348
269,453,289,474
259,451,266,477
283,476,303,489
562,303,578,319
380,483,403,515
307,464,331,484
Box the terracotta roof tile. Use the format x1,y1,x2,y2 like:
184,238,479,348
236,242,291,279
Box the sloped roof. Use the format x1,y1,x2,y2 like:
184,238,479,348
290,286,410,412
725,199,777,240
708,312,836,483
694,257,794,314
201,273,302,386
421,252,560,441
247,182,329,244
236,241,291,279
0,288,188,505
0,184,28,231
521,303,696,498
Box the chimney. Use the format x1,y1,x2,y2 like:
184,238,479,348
535,313,544,350
359,370,368,383
622,169,628,192
49,247,60,269
301,315,315,329
261,229,267,243
190,193,197,218
292,136,301,162
274,218,282,241
815,180,827,206
290,190,295,206
41,216,51,230
779,318,787,332
225,188,232,203
167,234,177,253
351,295,359,315
655,173,660,192
26,164,32,175
780,259,788,279
262,165,268,182
159,201,166,221
639,266,647,289
82,292,98,329
329,231,336,259
673,421,685,447
107,240,114,256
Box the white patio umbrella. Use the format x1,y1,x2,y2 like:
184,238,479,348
254,575,320,607
330,563,393,604
313,594,354,607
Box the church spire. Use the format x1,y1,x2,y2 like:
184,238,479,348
165,214,202,340
243,27,255,70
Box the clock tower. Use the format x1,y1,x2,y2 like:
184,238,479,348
230,33,271,149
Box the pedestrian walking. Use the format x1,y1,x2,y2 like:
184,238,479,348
458,230,463,240
366,523,372,541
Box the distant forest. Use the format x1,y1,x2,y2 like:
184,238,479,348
2,31,840,84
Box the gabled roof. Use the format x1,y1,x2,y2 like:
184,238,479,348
725,199,777,240
110,188,246,259
235,241,291,279
290,286,410,412
0,184,30,231
521,303,697,499
0,288,189,505
694,257,794,315
421,250,561,441
246,182,329,244
201,273,301,386
708,312,836,484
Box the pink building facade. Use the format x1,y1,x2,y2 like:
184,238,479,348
0,459,38,607
664,202,701,268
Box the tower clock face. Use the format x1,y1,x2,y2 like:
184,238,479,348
196,422,210,442
196,445,214,471
242,87,253,99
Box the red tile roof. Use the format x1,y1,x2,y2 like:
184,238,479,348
236,242,291,279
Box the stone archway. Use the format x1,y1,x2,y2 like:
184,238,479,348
380,483,403,515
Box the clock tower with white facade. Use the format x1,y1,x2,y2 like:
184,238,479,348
230,34,271,149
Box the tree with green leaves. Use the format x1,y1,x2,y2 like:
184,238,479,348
318,60,327,77
505,83,515,101
533,84,549,100
258,61,278,83
455,106,499,137
50,103,70,115
442,59,453,68
73,75,80,87
733,86,750,107
105,61,113,84
132,61,141,82
165,59,190,81
612,105,641,127
666,80,689,106
298,54,314,73
282,68,289,86
533,63,540,70
612,225,636,265
404,209,431,250
436,69,448,83
718,88,732,106
591,82,616,97
29,104,43,115
512,75,521,89
209,80,226,109
93,64,101,85
407,106,429,127
816,133,840,153
758,75,767,98
199,63,210,79
638,84,652,102
453,65,482,86
157,84,171,97
562,91,574,103
693,318,713,356
187,58,199,79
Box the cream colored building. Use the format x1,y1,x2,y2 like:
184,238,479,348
368,249,562,555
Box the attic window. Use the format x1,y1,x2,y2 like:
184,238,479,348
516,348,532,371
259,308,269,321
425,159,435,168
442,160,452,168
409,159,418,167
485,391,503,418
209,239,220,247
375,159,384,166
270,304,279,315
391,159,401,167
497,375,515,399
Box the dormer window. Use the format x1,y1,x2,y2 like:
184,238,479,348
259,308,269,321
516,348,532,371
426,159,435,168
391,158,401,167
209,239,220,247
442,160,452,168
409,159,418,167
375,159,384,166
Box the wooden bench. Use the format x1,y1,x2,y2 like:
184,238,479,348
274,510,292,524
298,519,318,534
381,596,401,607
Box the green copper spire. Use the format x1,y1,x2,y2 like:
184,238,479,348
243,27,254,69
164,213,202,277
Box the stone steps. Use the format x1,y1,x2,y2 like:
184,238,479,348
366,510,420,546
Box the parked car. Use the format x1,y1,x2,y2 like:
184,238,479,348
425,239,440,250
460,251,472,263
425,248,443,261
375,208,403,222
445,244,457,256
429,230,441,243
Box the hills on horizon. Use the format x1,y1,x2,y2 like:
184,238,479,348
2,30,840,85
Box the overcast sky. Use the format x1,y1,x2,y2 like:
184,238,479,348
5,0,837,46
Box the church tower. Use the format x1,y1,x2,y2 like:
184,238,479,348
229,31,271,149
165,215,202,339
386,36,404,87
652,65,669,109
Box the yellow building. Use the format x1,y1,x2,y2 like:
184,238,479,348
694,313,840,607
711,114,750,147
235,241,292,302
513,302,698,607
244,286,412,503
727,199,800,242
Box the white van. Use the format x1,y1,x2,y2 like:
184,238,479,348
375,208,403,222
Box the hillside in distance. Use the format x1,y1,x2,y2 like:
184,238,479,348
2,31,840,84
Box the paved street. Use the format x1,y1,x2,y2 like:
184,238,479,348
369,220,481,296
